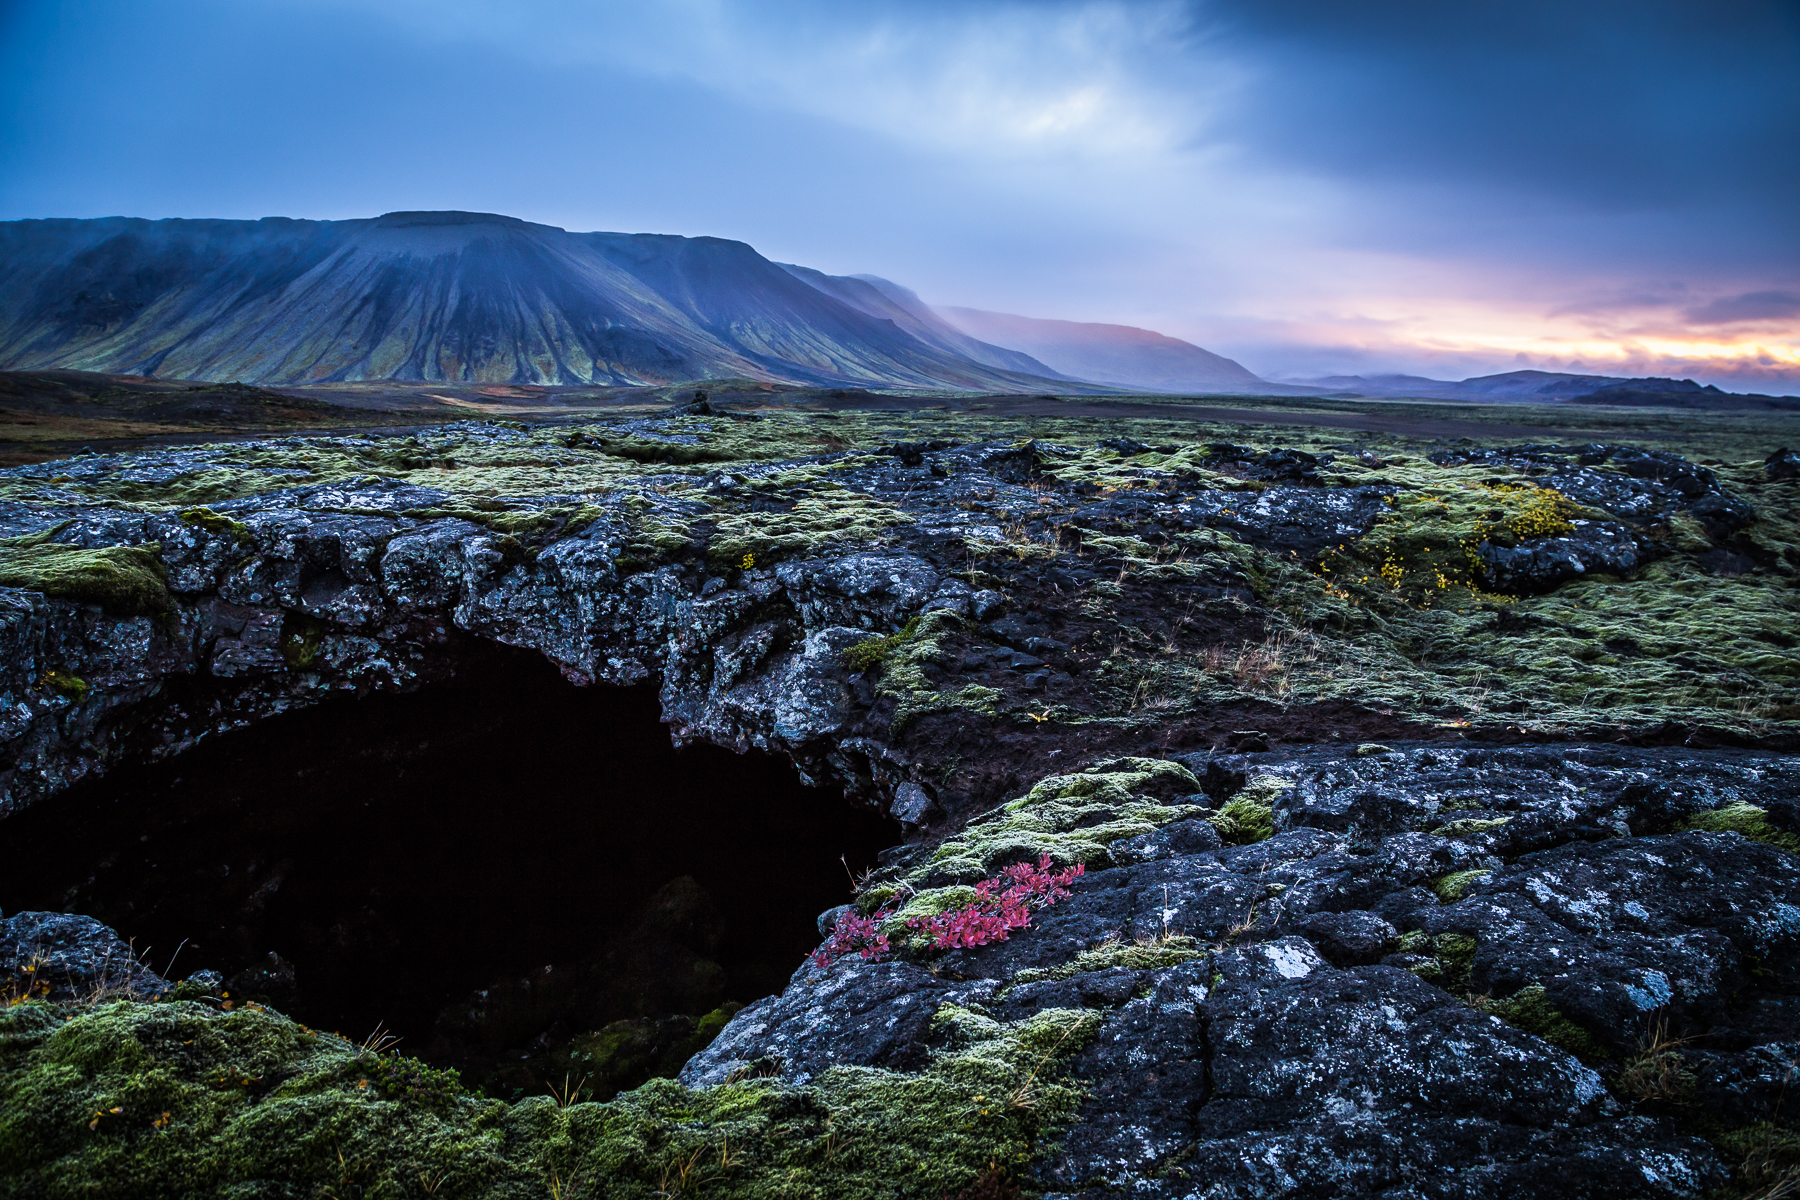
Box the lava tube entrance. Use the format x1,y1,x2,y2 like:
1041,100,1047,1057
0,644,898,1096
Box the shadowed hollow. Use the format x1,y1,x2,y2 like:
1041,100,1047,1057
0,644,896,1089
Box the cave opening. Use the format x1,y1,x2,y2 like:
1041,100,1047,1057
0,643,898,1095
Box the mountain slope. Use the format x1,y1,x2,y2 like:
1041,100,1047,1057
775,265,1076,381
937,306,1267,393
0,213,1091,390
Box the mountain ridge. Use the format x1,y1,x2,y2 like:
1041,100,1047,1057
0,212,1105,392
773,264,1079,381
937,305,1271,393
1301,368,1800,408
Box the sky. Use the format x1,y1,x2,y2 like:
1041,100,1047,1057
2,0,1797,390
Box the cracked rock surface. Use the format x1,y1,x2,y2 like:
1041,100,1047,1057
686,744,1799,1198
1,410,1797,1197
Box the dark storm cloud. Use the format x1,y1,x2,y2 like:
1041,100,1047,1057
1203,0,1800,198
1199,0,1800,258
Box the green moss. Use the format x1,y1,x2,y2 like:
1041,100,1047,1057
627,509,697,561
708,480,911,568
844,616,922,674
1398,931,1477,991
594,425,759,466
1210,798,1275,845
856,886,899,915
365,1053,469,1111
0,998,1098,1200
1011,938,1202,985
870,760,1210,955
0,538,168,616
1012,758,1201,812
279,613,328,669
1431,933,1477,990
1432,870,1493,902
562,503,606,539
177,507,251,540
1479,984,1608,1062
693,1005,739,1042
38,670,88,701
1207,776,1287,845
565,1006,743,1103
913,759,1205,888
1317,478,1582,603
891,886,984,926
400,501,611,545
866,610,1009,734
1678,801,1800,854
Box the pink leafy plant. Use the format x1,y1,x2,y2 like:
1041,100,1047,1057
808,909,893,968
808,855,1085,967
909,855,1085,950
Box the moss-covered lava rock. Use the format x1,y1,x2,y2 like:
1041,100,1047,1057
3,400,1800,1197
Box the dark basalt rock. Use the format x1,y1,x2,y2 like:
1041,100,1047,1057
1,418,1796,1197
1296,908,1399,964
1172,484,1396,559
1476,521,1655,593
681,744,1797,1198
684,960,998,1086
0,910,172,1001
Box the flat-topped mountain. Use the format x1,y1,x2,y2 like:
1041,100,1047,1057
938,305,1269,393
0,211,1108,391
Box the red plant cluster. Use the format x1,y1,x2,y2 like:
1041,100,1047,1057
908,855,1085,950
807,909,893,968
809,856,1086,968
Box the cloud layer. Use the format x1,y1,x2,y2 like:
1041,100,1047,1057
1,0,1795,389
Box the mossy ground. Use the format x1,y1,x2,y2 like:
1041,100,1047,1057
858,759,1282,954
0,535,169,616
1677,801,1800,853
0,997,1098,1199
1039,443,1797,739
5,398,1798,1194
1396,931,1479,992
1010,938,1201,985
2,403,1795,741
915,758,1208,886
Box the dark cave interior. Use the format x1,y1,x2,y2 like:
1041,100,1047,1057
0,644,897,1093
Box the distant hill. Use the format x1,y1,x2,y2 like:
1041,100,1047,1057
775,266,1076,381
0,212,1099,391
935,306,1270,394
1302,369,1799,408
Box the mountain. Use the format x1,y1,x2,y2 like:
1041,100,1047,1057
1303,373,1469,395
0,212,1098,391
1299,369,1798,408
774,266,1076,381
936,306,1268,393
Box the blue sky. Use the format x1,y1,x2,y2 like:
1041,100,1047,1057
2,0,1796,388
